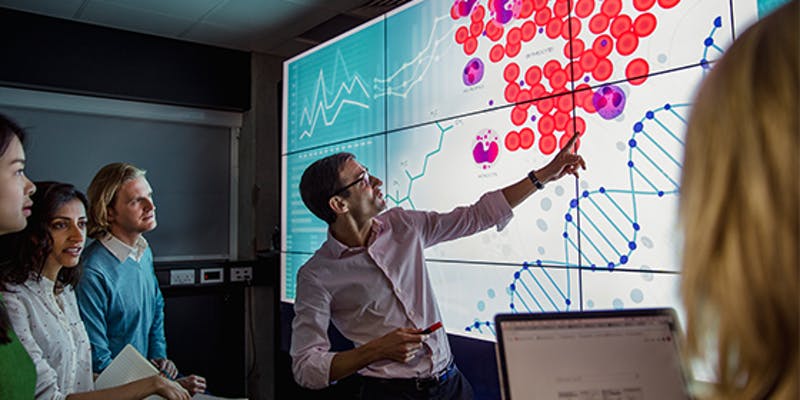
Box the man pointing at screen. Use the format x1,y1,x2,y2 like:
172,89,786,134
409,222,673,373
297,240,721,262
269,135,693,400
291,134,585,399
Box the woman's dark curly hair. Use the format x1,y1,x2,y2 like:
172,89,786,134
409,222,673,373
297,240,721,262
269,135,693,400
0,182,88,293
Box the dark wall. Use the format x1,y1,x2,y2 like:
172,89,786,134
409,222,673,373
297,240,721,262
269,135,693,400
0,7,250,111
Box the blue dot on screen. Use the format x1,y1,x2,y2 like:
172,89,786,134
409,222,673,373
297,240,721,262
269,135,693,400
633,122,643,132
714,16,722,27
587,300,595,308
570,199,578,208
514,271,520,279
627,160,634,167
477,301,486,311
613,299,624,309
565,299,572,306
629,241,637,250
599,187,606,193
510,283,516,291
631,289,644,303
633,222,640,230
628,139,637,148
487,289,496,299
704,37,714,47
645,111,654,119
620,255,629,264
562,232,569,238
658,191,664,197
582,190,589,198
565,214,573,222
664,103,671,110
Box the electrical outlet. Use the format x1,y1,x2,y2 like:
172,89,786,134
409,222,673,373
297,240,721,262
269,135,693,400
170,269,195,285
231,266,253,282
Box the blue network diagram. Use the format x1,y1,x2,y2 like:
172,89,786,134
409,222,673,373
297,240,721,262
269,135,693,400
281,0,782,341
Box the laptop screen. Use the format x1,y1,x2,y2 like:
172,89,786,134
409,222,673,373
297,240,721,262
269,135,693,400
495,309,691,400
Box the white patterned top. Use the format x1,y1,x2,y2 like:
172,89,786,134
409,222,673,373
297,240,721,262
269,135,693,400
3,275,94,400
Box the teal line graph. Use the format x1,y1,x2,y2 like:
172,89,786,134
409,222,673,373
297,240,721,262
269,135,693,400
386,121,454,209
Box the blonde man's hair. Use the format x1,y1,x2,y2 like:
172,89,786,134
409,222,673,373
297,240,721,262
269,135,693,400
680,1,798,398
86,162,147,239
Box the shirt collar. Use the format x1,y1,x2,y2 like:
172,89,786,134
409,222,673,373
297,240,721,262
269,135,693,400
99,233,149,262
324,218,384,258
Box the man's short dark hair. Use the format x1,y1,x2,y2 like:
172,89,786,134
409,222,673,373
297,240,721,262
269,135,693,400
299,152,355,224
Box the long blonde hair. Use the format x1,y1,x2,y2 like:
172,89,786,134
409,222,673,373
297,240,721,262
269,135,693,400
680,1,798,398
86,162,147,239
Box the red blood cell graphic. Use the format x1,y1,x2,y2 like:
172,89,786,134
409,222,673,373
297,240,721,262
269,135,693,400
506,42,521,57
533,0,548,11
575,0,595,18
537,98,554,115
490,44,505,62
573,84,591,104
464,37,478,54
516,89,532,105
567,116,587,137
525,65,542,86
565,38,585,59
593,58,613,81
546,17,563,39
539,133,557,155
557,95,573,112
538,114,555,135
553,0,569,18
610,15,632,38
589,13,609,34
569,63,585,81
504,63,520,82
593,34,614,58
470,21,484,37
544,59,561,78
505,131,521,151
530,83,546,98
634,0,656,11
582,91,597,112
535,7,551,26
511,106,527,126
455,26,469,44
633,13,657,37
471,5,485,21
626,58,649,85
562,17,581,40
554,111,570,130
486,20,505,41
616,31,639,55
601,0,622,18
519,128,535,149
521,21,536,41
580,49,598,70
507,27,522,44
550,69,567,89
658,0,680,9
505,82,520,102
519,0,534,18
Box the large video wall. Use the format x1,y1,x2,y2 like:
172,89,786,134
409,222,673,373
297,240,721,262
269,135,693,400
281,0,778,341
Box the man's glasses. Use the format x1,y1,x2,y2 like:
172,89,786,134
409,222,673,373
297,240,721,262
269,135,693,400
330,170,370,198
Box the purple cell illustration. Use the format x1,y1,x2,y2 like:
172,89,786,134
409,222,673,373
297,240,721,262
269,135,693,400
472,129,500,169
489,0,521,25
453,0,479,17
592,85,627,120
463,57,485,86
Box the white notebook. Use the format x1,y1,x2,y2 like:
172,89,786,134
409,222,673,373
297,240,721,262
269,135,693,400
94,344,247,400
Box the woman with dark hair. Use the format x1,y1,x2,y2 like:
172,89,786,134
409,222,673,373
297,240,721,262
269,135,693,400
0,112,37,399
1,181,190,400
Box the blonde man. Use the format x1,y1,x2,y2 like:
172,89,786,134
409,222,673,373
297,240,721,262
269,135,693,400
76,162,206,394
680,1,798,398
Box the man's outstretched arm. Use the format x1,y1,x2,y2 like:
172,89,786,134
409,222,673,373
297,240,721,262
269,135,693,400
502,133,586,208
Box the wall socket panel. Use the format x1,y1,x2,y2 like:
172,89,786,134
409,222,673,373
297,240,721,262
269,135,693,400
230,266,253,282
170,269,195,285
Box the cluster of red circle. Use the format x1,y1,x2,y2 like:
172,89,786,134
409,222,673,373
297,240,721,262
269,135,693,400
453,5,486,55
452,0,680,154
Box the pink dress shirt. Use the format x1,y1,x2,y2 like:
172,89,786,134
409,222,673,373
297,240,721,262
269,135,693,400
290,190,514,389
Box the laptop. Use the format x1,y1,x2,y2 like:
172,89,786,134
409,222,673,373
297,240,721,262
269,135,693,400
495,308,692,400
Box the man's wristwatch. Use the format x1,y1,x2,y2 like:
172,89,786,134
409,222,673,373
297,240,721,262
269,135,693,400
528,170,544,190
